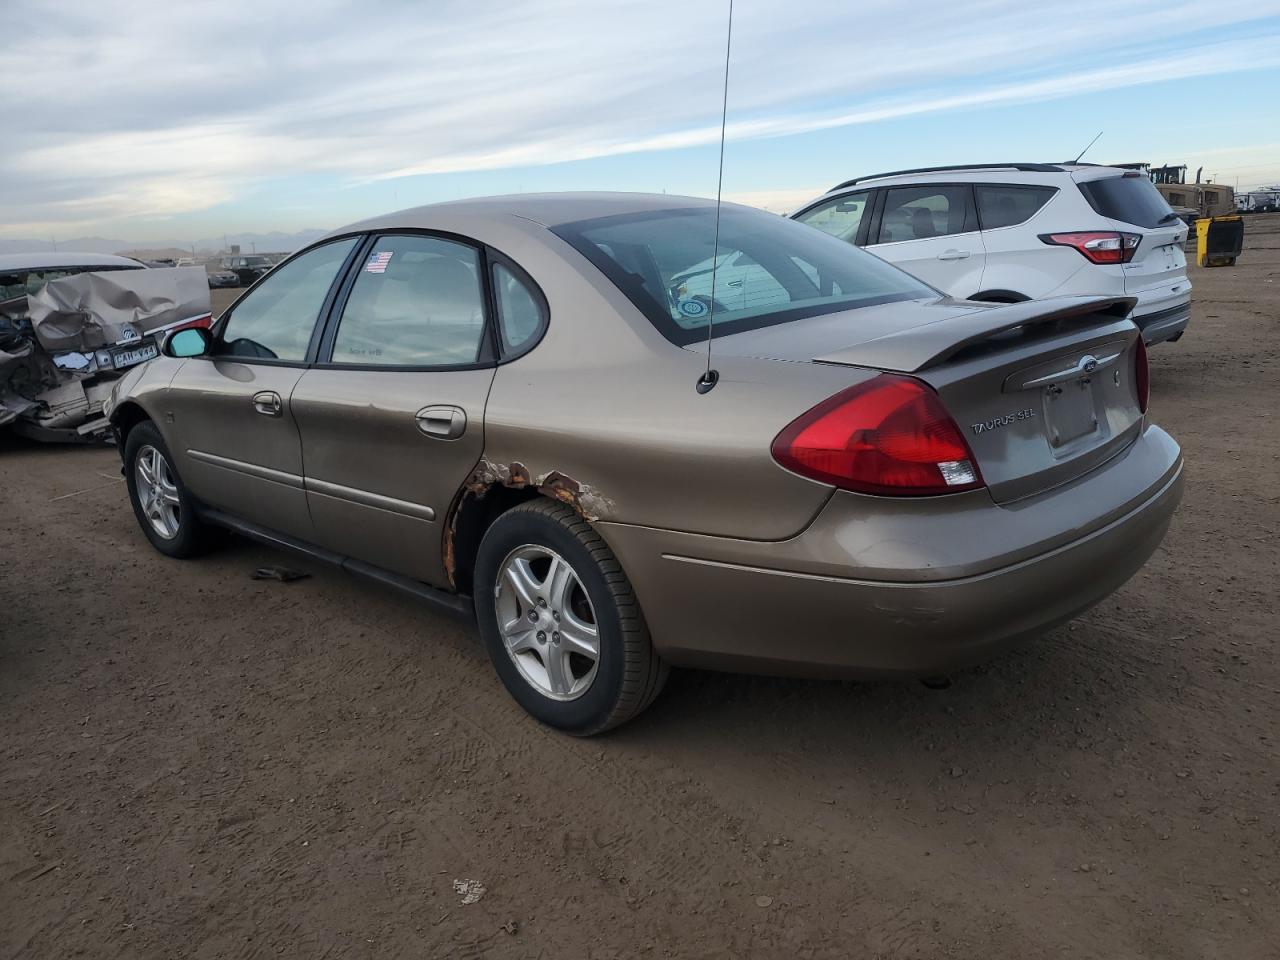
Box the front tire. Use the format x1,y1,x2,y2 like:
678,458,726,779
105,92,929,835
474,499,667,735
123,420,213,558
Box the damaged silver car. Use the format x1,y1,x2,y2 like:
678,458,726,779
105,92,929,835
0,254,213,442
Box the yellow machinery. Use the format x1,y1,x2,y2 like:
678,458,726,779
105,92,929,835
1194,216,1244,267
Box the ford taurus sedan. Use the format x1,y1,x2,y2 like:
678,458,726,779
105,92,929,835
105,194,1183,734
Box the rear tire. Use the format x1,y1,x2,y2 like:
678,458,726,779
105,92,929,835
474,499,668,735
123,420,214,558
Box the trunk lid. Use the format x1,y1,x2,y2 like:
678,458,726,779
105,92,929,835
710,295,1146,503
1121,221,1187,297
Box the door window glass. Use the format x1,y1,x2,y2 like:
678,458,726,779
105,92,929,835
793,191,870,244
330,235,487,366
877,185,971,243
975,185,1056,229
493,263,545,353
218,238,357,361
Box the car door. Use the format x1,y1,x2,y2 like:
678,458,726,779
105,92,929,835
162,237,360,540
289,233,524,587
866,184,986,294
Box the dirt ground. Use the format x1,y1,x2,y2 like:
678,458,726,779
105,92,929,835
2,218,1278,960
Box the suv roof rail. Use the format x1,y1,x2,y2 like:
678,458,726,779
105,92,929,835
830,163,1066,191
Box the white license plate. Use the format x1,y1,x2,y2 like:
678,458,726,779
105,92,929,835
110,342,159,368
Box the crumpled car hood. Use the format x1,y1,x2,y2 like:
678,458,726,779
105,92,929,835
26,266,210,352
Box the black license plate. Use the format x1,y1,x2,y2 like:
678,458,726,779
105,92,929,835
110,341,159,369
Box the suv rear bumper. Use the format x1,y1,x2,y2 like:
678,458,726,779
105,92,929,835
599,425,1182,678
1132,300,1191,345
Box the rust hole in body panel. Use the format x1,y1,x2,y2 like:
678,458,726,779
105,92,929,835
444,458,614,589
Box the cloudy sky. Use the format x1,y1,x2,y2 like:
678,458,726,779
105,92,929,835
3,0,1279,243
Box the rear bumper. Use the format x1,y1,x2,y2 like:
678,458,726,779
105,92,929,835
1133,299,1191,345
600,425,1183,678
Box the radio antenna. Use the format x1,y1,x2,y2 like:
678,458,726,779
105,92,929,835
1072,130,1103,165
696,0,733,395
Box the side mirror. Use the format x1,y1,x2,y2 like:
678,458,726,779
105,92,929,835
163,326,212,358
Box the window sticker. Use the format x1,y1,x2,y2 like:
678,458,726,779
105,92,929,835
677,298,708,319
365,251,393,274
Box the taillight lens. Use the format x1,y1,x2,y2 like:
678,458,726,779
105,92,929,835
1039,231,1141,264
170,313,214,332
1134,334,1149,414
771,374,984,496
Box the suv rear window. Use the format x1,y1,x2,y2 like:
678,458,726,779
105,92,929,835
1077,174,1177,229
551,206,933,345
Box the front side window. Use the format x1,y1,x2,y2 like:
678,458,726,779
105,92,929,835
493,262,545,354
793,191,871,244
218,237,357,361
976,185,1057,230
876,185,972,243
330,235,487,367
551,205,933,345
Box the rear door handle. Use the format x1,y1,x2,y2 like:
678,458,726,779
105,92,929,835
415,404,467,440
937,249,971,261
251,390,283,417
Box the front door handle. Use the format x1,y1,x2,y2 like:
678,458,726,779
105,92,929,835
415,404,467,440
937,249,972,261
251,390,283,417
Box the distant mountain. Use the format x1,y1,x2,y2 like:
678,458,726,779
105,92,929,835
0,228,329,258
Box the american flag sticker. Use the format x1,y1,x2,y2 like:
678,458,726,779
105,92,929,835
365,251,393,273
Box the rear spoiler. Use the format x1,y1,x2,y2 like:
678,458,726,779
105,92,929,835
815,295,1137,373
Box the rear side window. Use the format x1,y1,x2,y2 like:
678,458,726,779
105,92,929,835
793,191,871,243
976,185,1056,229
330,235,487,367
1077,175,1176,229
876,185,972,243
492,262,545,354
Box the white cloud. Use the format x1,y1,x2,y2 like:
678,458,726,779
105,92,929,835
2,0,1280,236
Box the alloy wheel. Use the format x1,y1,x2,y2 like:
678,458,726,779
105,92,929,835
494,544,600,701
134,444,181,539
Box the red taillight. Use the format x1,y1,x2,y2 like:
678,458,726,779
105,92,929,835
1134,334,1149,414
771,374,984,496
1040,231,1140,264
170,313,214,332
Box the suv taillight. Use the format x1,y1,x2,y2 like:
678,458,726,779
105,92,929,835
1040,231,1140,264
1134,334,1149,414
771,374,984,496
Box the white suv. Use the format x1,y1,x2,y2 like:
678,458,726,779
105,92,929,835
791,163,1192,345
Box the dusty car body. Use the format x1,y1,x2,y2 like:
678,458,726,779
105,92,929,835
1,257,212,441
106,193,1183,733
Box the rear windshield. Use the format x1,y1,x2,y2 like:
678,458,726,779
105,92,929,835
1077,174,1177,229
551,206,933,345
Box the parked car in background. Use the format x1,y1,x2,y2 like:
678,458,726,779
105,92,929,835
107,194,1182,734
207,268,241,288
792,163,1192,345
221,254,274,286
